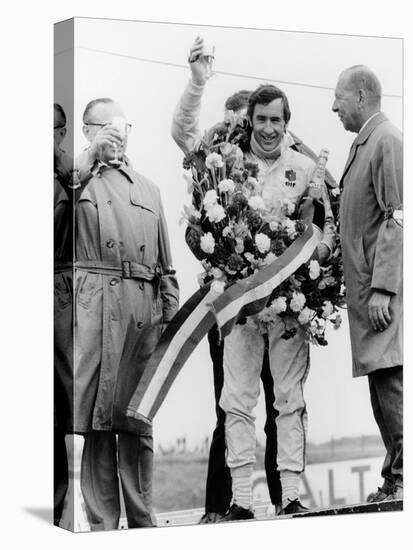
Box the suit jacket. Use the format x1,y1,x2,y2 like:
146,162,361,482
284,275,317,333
339,112,403,376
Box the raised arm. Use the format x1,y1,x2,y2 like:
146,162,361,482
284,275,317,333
171,37,214,155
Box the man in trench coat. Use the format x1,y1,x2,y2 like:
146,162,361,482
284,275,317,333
54,97,179,530
332,65,403,501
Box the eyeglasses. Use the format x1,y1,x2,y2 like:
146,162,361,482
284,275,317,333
84,122,132,133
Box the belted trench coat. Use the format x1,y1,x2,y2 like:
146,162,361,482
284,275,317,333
339,113,403,377
54,153,179,434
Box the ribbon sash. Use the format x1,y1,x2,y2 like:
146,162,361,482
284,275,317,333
127,200,321,423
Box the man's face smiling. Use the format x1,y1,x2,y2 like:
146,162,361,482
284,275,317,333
251,98,286,152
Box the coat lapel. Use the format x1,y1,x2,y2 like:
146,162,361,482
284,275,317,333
339,112,388,188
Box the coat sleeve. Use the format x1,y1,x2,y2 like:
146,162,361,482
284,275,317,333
156,196,180,322
370,133,403,294
171,79,205,154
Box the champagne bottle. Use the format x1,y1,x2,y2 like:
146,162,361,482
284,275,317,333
309,149,329,200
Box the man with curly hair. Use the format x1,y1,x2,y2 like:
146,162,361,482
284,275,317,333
172,37,336,520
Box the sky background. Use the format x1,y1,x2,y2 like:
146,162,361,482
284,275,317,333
54,18,403,448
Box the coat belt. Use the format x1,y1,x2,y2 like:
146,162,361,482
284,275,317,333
55,260,162,281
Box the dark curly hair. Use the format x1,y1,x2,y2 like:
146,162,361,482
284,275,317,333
247,84,291,125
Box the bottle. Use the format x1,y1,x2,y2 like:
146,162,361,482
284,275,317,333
309,149,329,200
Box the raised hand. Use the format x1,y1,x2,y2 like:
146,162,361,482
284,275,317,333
188,36,214,86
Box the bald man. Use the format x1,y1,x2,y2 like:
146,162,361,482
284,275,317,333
332,66,403,502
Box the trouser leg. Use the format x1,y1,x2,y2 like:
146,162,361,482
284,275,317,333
117,432,155,528
220,324,264,469
204,326,232,514
268,321,310,473
260,337,282,505
368,366,403,486
81,431,120,531
54,430,68,526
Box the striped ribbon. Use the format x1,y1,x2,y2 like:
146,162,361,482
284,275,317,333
127,200,321,423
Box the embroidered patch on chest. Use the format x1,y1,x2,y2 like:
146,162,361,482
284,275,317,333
284,169,297,187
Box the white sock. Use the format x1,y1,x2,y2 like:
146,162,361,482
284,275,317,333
231,464,253,510
280,470,300,509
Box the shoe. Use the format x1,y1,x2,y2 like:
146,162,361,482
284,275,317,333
383,485,403,501
217,503,255,522
366,486,392,503
198,512,224,524
274,502,283,516
279,499,309,515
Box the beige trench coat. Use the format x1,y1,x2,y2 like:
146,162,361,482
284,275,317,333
54,153,179,434
339,113,403,376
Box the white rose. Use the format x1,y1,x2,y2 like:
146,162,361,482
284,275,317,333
271,296,287,314
205,152,224,169
290,291,306,312
322,300,334,319
255,233,271,254
282,218,297,238
206,203,226,223
203,189,218,208
200,232,216,254
309,259,321,280
298,307,315,325
218,178,235,194
248,195,266,210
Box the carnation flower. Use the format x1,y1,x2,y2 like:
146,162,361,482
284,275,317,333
248,195,266,210
203,189,218,208
308,260,321,280
282,218,297,239
322,300,334,319
206,204,226,223
205,152,224,170
247,177,260,189
211,267,224,280
227,253,244,272
211,280,226,295
218,178,235,194
264,252,277,265
255,233,271,254
200,232,215,254
269,219,281,232
298,307,315,325
246,210,262,231
271,296,287,314
290,291,306,312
